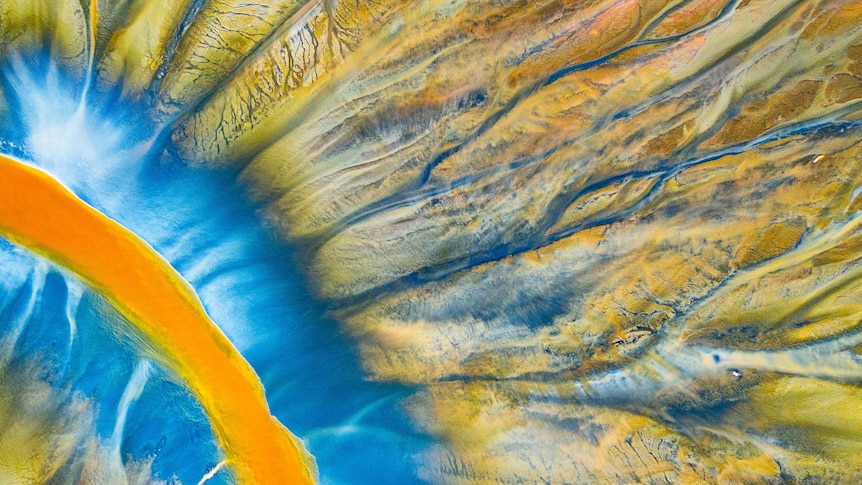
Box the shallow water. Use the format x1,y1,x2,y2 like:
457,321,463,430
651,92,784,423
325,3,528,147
0,59,431,484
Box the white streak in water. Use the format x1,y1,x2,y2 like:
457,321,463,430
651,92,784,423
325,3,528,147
196,460,227,485
64,278,84,361
303,395,396,444
4,56,129,197
111,359,152,456
0,260,46,367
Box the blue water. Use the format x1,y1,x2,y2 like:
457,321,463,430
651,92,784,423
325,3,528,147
0,55,433,484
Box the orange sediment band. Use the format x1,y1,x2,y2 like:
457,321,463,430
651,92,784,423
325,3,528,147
0,154,316,484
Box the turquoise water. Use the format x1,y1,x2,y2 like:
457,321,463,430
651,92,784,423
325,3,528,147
0,57,432,484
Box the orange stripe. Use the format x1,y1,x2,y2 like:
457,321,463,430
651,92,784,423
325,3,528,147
0,154,315,484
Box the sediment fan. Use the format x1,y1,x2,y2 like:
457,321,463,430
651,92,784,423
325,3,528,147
0,0,861,483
